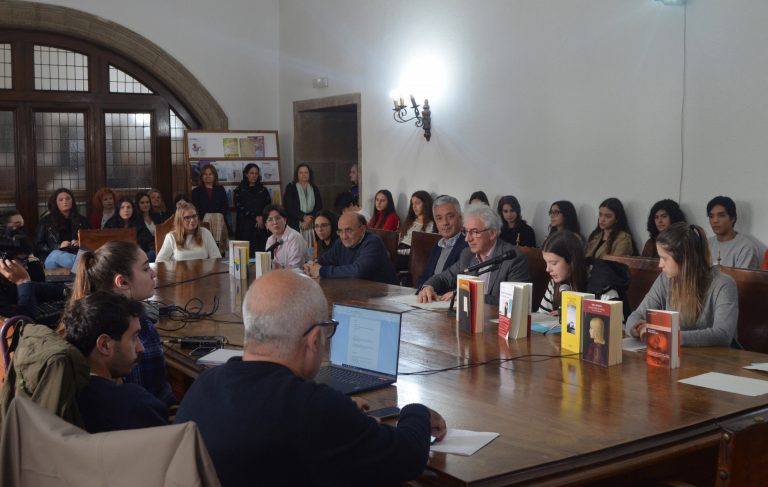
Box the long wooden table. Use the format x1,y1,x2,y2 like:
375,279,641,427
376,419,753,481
152,260,768,486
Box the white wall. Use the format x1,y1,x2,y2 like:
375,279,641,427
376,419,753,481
39,0,281,130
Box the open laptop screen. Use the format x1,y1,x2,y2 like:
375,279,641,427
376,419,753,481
330,304,402,377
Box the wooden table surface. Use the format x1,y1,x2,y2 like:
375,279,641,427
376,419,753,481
152,260,768,486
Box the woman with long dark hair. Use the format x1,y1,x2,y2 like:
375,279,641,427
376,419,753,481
283,163,323,239
585,197,636,258
626,223,738,347
105,197,155,261
497,195,536,247
641,199,686,258
397,191,436,268
548,200,581,238
369,189,400,231
35,188,89,269
312,209,338,258
234,163,271,253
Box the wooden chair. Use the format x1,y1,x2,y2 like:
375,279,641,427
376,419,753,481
718,266,768,354
78,228,137,252
154,217,175,254
715,406,768,486
406,231,442,288
370,228,399,270
516,246,549,310
602,255,661,311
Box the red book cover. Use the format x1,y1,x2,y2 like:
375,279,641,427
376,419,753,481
645,310,680,368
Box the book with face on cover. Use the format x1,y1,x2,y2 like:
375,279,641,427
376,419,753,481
498,282,530,340
560,291,595,354
646,309,681,368
457,274,484,335
581,299,623,367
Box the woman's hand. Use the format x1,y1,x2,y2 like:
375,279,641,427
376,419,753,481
255,216,264,229
60,240,71,249
631,320,648,342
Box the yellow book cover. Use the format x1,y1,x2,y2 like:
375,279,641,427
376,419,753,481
560,291,594,354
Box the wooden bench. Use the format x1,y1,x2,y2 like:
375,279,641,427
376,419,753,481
602,255,661,311
405,231,441,287
369,228,399,270
78,227,137,251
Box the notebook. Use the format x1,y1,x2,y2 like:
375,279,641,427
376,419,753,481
314,303,403,395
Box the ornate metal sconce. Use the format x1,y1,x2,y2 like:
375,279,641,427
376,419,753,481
392,95,431,141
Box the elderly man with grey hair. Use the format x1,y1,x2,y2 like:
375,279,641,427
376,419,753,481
418,203,530,305
175,270,446,487
414,195,469,289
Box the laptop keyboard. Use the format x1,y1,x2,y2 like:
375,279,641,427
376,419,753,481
34,300,66,324
316,367,385,387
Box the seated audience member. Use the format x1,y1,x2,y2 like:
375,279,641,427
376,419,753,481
304,212,398,284
88,187,118,230
641,199,687,258
104,198,155,259
418,203,530,305
69,240,175,405
468,191,490,206
35,188,89,269
264,204,307,269
0,237,64,320
1,208,25,237
626,223,738,347
706,195,760,269
497,195,536,247
63,291,168,433
537,230,624,315
585,197,636,258
414,195,468,289
174,270,446,487
156,203,222,263
136,191,162,261
548,200,581,238
369,189,400,231
397,190,436,269
283,163,323,238
312,210,338,258
148,188,172,222
173,193,190,210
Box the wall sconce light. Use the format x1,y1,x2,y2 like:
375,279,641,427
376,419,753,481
392,95,431,141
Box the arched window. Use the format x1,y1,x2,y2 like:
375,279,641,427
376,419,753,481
0,28,213,228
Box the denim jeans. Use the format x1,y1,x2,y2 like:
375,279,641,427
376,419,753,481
44,249,77,269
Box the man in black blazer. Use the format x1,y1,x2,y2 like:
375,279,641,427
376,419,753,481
414,195,468,289
418,203,530,305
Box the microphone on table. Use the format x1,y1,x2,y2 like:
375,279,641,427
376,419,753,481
266,239,284,257
462,249,517,274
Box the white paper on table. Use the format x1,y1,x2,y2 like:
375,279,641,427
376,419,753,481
388,293,452,310
530,312,558,325
430,429,499,456
678,372,768,396
622,337,646,352
196,348,244,366
744,363,768,372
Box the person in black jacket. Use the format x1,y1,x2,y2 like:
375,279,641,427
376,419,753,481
35,187,89,269
234,163,271,253
283,163,322,232
105,198,155,261
497,195,536,247
191,164,231,240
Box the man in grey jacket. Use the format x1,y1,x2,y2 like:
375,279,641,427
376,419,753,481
417,203,530,305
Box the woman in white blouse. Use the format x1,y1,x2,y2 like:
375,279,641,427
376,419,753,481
264,204,307,269
156,203,222,263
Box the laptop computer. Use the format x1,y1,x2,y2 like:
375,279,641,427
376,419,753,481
314,303,403,395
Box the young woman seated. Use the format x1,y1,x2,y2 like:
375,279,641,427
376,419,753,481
312,210,338,259
264,204,307,269
89,187,118,229
497,195,536,247
148,188,172,222
641,199,686,258
626,223,738,347
397,191,436,269
35,188,89,269
468,191,489,206
105,197,155,261
156,203,222,263
548,200,581,239
68,240,175,405
368,189,400,231
585,197,636,258
537,230,620,316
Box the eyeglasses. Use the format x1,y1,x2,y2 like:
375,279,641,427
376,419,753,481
336,227,359,236
548,209,561,216
463,228,490,238
302,319,339,339
183,214,199,221
266,215,284,223
314,223,331,230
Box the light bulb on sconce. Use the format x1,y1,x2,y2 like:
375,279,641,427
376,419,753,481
391,94,431,141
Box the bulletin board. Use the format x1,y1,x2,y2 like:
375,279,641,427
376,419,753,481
183,130,283,208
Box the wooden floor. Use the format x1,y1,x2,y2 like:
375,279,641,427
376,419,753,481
152,260,768,486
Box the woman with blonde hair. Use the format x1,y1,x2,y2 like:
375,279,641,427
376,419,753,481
156,203,221,263
626,222,738,347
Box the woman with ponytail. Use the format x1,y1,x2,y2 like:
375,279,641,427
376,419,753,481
69,240,175,405
626,223,739,347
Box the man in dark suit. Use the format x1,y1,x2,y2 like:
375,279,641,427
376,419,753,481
418,203,530,305
414,195,468,289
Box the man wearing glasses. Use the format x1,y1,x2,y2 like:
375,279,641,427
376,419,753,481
418,203,530,305
304,212,398,284
175,270,446,486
